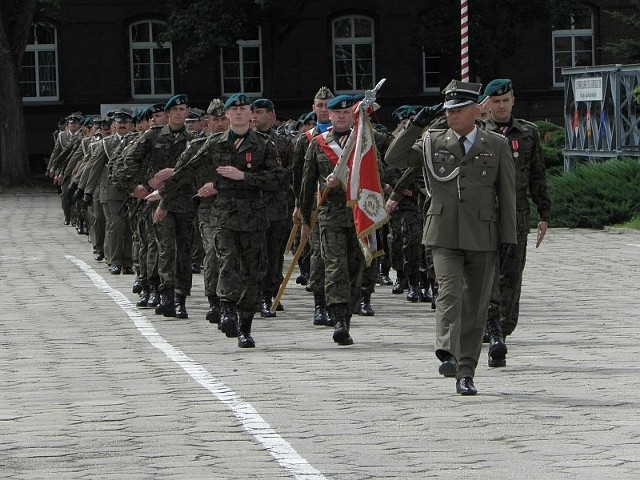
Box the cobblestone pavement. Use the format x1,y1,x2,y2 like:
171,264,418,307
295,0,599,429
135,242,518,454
1,192,639,479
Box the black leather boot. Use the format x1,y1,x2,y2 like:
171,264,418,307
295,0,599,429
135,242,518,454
132,277,142,294
147,286,160,309
418,276,432,302
357,293,374,316
175,293,188,319
220,301,239,338
392,275,407,294
238,313,255,348
486,315,507,367
406,275,419,302
313,292,328,326
332,303,353,345
206,295,221,324
260,295,276,318
156,289,176,317
136,286,150,307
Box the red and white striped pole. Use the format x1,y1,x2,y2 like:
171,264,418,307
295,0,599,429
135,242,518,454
460,0,469,81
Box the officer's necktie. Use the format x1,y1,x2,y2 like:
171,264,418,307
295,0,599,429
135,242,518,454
458,135,467,156
337,134,348,149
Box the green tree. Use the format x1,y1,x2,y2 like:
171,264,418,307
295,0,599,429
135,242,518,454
0,0,40,186
602,1,640,63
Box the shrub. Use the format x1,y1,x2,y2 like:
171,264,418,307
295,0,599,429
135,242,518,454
536,120,565,175
547,158,640,228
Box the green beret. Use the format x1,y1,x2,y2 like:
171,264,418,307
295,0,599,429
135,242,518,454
151,103,165,113
303,111,317,124
224,93,252,108
327,95,355,110
164,94,188,111
186,108,205,121
251,98,275,111
483,78,513,97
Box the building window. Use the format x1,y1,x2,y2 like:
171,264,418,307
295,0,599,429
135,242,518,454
130,20,174,98
332,16,375,93
220,28,263,95
20,22,59,101
423,50,441,92
552,12,595,87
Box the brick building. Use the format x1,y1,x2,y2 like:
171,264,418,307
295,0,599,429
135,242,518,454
23,0,636,167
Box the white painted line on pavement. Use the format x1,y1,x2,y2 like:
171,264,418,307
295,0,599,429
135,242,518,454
628,244,640,248
67,255,326,480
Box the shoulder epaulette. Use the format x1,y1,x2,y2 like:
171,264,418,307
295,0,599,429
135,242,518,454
517,118,539,129
486,130,507,140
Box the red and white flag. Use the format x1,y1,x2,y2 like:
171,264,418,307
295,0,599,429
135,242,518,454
345,102,388,266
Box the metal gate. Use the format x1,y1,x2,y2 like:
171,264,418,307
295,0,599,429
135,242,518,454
563,64,640,170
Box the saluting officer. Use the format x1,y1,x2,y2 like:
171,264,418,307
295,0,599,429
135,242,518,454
385,80,516,395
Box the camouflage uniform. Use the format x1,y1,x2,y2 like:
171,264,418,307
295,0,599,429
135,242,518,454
484,117,551,336
116,124,193,316
300,128,365,343
158,129,283,337
258,128,294,316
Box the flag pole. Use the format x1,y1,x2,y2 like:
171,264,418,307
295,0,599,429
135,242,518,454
461,0,470,81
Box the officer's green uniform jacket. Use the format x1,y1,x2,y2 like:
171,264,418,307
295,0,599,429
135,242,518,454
484,117,550,227
384,123,517,251
292,126,319,205
116,124,192,212
299,129,355,228
158,129,282,232
49,130,83,176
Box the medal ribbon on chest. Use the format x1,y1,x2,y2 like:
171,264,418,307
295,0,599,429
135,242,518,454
245,152,252,169
511,139,519,158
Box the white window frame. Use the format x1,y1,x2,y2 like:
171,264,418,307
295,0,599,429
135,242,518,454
332,15,376,94
422,49,440,93
21,22,59,102
552,15,595,87
220,28,263,96
129,20,175,99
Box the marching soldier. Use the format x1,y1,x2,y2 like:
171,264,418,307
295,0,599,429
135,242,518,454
385,80,516,395
146,93,284,348
299,95,366,346
482,78,551,367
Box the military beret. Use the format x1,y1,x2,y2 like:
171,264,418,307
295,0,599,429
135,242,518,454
314,86,334,100
224,93,252,109
353,93,365,102
67,112,83,122
151,103,165,113
164,94,188,111
57,117,67,126
391,105,423,123
327,95,355,110
484,78,513,97
138,107,153,122
98,118,112,128
303,111,317,124
251,98,275,111
442,79,482,109
207,99,226,117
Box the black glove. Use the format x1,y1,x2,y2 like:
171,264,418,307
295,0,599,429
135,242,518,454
82,192,93,206
499,243,515,269
411,103,444,128
71,187,84,204
67,182,78,201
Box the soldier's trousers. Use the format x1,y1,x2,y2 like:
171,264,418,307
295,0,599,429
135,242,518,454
309,221,326,295
198,205,220,298
100,200,112,264
144,207,160,287
60,178,72,222
261,218,286,298
154,210,194,295
377,225,391,276
432,247,495,380
496,228,528,335
107,198,133,268
388,208,422,279
319,221,364,312
213,227,264,314
88,201,105,256
360,258,378,296
191,210,205,267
